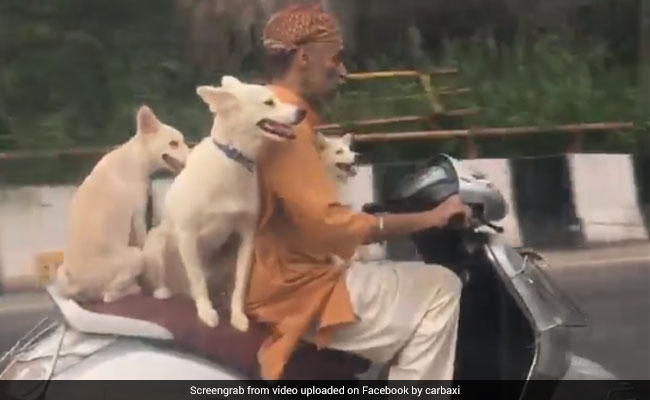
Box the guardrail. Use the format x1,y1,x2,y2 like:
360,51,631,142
350,122,636,158
0,122,636,162
0,69,640,161
324,69,639,157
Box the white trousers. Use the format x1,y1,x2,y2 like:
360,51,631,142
309,260,462,380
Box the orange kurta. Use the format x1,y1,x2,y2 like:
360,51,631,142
246,85,377,380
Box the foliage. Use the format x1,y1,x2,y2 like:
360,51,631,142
324,35,641,162
0,0,646,184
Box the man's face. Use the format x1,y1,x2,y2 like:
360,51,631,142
298,41,347,101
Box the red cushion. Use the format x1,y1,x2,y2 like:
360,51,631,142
81,294,369,380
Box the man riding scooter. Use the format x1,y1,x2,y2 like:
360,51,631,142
247,3,468,381
1,4,469,384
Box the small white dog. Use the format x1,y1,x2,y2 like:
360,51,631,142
315,132,358,191
315,132,383,262
56,105,189,303
151,76,305,331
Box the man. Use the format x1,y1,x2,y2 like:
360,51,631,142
246,3,465,381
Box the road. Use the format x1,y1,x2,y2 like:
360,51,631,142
547,259,649,380
0,251,648,380
0,291,55,354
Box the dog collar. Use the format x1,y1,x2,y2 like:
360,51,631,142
212,139,255,173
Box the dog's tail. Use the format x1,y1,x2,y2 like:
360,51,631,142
54,264,82,299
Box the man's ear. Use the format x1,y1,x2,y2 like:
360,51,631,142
341,133,353,146
136,105,161,135
196,85,239,114
296,47,310,69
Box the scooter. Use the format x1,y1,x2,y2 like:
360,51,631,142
0,154,623,400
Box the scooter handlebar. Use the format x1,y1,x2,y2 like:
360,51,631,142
361,202,387,215
362,203,475,230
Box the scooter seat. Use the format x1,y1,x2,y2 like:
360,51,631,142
51,288,370,380
45,285,174,341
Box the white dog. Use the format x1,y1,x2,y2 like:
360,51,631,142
150,76,305,331
56,105,189,303
315,132,384,262
315,132,358,191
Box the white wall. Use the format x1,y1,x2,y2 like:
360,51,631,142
0,168,385,284
568,154,647,243
1,155,647,287
0,185,75,282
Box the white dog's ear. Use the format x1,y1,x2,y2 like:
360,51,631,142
196,85,239,114
341,133,353,146
314,131,329,151
136,105,161,135
221,76,242,87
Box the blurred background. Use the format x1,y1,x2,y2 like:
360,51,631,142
0,0,648,381
0,0,648,177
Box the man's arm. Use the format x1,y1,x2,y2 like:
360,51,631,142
360,195,467,245
260,122,467,259
259,125,374,259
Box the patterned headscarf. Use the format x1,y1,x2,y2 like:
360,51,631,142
262,3,342,55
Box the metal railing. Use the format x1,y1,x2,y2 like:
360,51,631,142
0,69,640,161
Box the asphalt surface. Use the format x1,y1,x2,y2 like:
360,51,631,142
0,292,55,354
547,260,649,380
0,257,648,381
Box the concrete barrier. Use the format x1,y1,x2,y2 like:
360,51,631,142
1,153,648,291
632,153,650,236
568,154,648,244
509,155,584,249
0,185,74,292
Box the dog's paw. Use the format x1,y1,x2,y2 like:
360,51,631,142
230,312,250,332
103,284,141,303
197,303,219,327
103,292,119,303
153,287,171,300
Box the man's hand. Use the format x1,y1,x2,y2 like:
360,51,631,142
423,194,468,229
361,194,469,244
